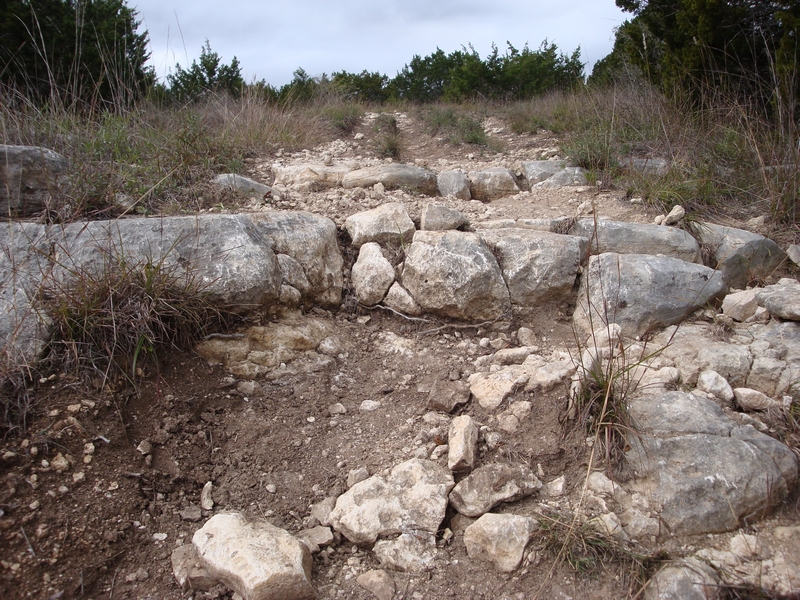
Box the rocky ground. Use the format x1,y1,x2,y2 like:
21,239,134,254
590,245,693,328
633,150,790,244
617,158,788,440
1,110,799,600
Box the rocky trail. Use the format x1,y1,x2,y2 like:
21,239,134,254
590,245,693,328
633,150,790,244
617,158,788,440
1,111,799,600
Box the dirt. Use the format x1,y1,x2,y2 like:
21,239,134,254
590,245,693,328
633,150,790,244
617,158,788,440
1,110,797,600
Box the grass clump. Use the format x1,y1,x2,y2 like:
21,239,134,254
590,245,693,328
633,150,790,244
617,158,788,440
373,113,402,158
422,105,491,146
323,102,363,136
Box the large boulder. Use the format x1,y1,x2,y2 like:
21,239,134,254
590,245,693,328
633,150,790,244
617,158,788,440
535,167,588,188
479,228,585,309
521,160,565,185
573,253,727,338
626,391,797,535
436,171,471,200
420,203,468,231
401,230,510,321
468,168,520,201
570,219,700,263
756,278,800,321
345,202,415,248
272,162,354,189
342,164,438,195
0,145,69,217
691,222,787,288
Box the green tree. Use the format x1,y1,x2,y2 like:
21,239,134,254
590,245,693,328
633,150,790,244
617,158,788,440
166,40,243,102
332,70,390,103
0,0,152,107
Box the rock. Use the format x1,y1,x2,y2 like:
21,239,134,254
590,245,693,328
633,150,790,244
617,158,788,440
212,174,271,197
535,167,588,188
345,202,416,248
447,415,478,472
329,459,454,544
380,282,421,316
479,228,585,309
587,471,622,496
620,157,670,176
427,379,470,413
517,327,537,346
722,289,759,322
201,482,214,511
589,512,629,541
644,558,720,600
171,544,217,592
449,463,542,517
357,569,396,600
295,526,333,553
192,512,314,600
347,467,370,487
310,497,337,527
627,391,797,535
788,244,800,266
351,243,395,306
277,254,312,297
436,171,471,200
0,145,69,217
492,347,532,365
373,532,437,572
696,343,752,387
756,278,800,321
570,219,699,263
180,504,203,522
342,164,438,195
468,369,528,410
401,231,510,321
420,203,469,230
573,253,727,338
692,222,787,288
733,387,782,411
541,476,567,498
468,168,520,200
747,355,786,397
272,162,353,189
696,370,734,401
463,513,538,573
523,355,577,392
663,205,685,225
521,160,565,185
51,453,70,473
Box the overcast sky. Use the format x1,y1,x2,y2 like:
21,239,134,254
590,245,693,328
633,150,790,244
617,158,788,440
131,1,629,87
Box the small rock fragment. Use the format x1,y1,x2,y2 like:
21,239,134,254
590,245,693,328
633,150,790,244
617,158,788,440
357,569,396,600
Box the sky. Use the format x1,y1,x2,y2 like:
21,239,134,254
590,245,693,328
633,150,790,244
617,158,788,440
131,0,629,88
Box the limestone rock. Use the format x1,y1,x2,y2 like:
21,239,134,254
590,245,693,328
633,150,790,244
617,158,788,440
192,512,314,600
171,544,217,592
449,463,542,517
644,558,720,600
329,459,454,544
427,379,470,412
521,160,564,185
447,415,478,472
212,174,271,197
696,370,734,401
756,278,800,321
570,219,699,263
788,244,800,266
746,355,786,397
420,203,468,231
696,343,752,387
343,164,438,195
345,202,416,248
535,167,588,188
0,145,69,217
401,230,511,321
523,355,577,392
357,569,396,600
479,228,585,309
572,253,727,338
620,157,670,176
382,282,423,316
295,526,334,554
272,162,353,189
351,243,395,306
692,222,787,288
468,369,528,410
436,171,471,200
468,168,520,200
722,289,759,322
733,387,782,411
463,513,538,572
663,205,686,225
373,532,437,572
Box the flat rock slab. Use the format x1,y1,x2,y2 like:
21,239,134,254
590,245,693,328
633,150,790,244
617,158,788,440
570,219,700,263
534,167,588,188
192,512,314,600
449,463,542,517
521,160,565,185
644,558,720,600
329,458,454,544
572,253,727,338
272,162,354,188
468,168,520,200
421,203,469,230
756,278,800,321
0,145,69,217
627,391,797,535
463,513,538,573
402,230,510,321
343,164,438,195
212,173,271,197
345,202,416,248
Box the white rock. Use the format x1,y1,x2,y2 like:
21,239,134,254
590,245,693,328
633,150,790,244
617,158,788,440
469,369,528,410
696,370,734,401
541,476,567,498
449,463,542,517
463,513,538,572
663,205,685,225
357,569,396,600
722,289,759,322
171,544,217,592
351,243,395,306
373,531,438,572
447,415,478,472
200,481,214,511
734,387,782,411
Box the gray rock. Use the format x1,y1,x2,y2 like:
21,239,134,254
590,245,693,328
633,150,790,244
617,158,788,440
357,569,396,600
310,497,337,527
644,558,720,600
535,167,588,188
756,278,800,321
492,347,532,365
468,368,529,410
351,243,395,306
747,356,786,397
696,370,734,401
277,254,312,296
382,282,422,316
329,459,454,544
696,343,752,387
692,222,787,288
521,160,565,185
343,164,438,195
620,157,670,176
788,244,800,266
345,202,416,248
523,355,577,392
171,544,217,593
447,415,478,472
449,463,542,517
373,532,437,572
180,504,203,522
463,513,538,573
663,205,686,226
420,203,468,231
436,171,471,200
295,526,334,554
0,145,69,217
479,228,585,309
347,467,370,488
212,174,271,197
722,289,758,322
570,219,700,263
573,253,727,338
468,168,520,200
627,392,797,535
272,162,353,189
427,379,470,412
192,512,314,600
401,230,510,321
733,387,781,411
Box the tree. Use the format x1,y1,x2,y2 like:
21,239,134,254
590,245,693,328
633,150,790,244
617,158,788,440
166,41,243,102
332,70,390,103
0,0,152,107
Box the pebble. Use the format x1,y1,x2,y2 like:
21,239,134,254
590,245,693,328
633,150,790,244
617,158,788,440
360,400,381,412
266,484,277,494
